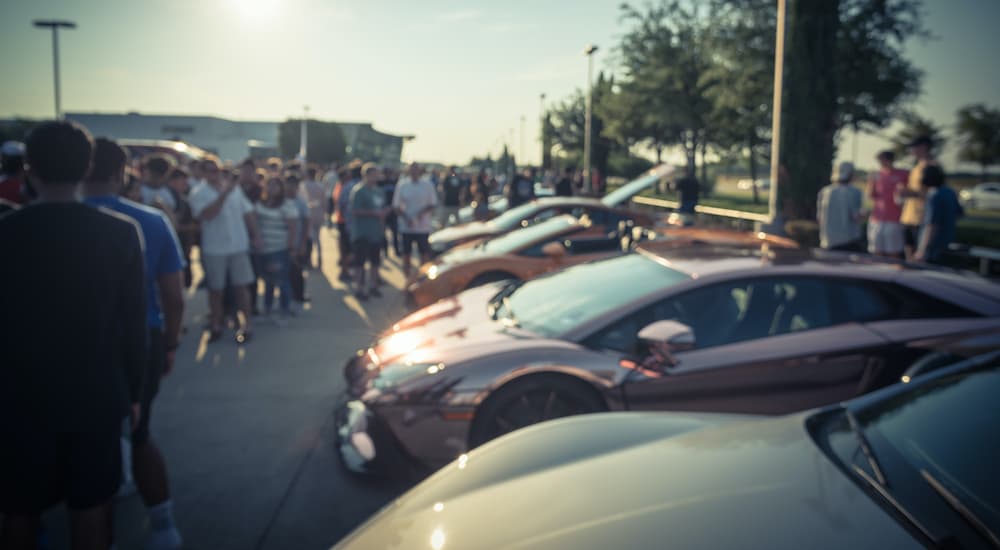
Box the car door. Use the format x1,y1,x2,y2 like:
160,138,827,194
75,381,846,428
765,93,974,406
586,276,890,415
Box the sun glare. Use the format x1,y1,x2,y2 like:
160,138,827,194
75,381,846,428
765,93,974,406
228,0,280,20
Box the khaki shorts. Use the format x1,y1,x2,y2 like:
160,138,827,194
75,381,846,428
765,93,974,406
201,252,255,290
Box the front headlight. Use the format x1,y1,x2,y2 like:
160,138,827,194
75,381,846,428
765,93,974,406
373,362,446,391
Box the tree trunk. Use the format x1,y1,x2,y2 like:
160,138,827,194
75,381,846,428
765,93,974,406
749,133,760,205
700,140,708,194
655,144,663,164
778,0,840,220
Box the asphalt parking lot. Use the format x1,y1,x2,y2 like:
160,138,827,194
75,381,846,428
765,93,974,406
42,227,415,549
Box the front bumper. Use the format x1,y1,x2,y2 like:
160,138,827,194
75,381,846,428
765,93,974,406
334,400,426,478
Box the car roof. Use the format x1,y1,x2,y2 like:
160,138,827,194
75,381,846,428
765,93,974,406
643,228,800,250
534,196,605,208
636,244,1000,290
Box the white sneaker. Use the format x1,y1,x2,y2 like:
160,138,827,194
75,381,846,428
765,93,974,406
145,528,183,550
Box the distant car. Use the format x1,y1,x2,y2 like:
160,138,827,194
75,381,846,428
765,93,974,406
430,166,673,254
736,177,771,191
118,139,210,165
409,217,798,310
333,350,1000,550
337,245,1000,475
959,182,1000,210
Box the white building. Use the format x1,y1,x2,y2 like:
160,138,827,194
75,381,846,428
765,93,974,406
65,112,410,165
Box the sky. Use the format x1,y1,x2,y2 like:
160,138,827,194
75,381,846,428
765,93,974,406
1,0,998,170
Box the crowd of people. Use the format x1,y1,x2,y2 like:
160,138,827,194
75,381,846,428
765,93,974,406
818,134,963,264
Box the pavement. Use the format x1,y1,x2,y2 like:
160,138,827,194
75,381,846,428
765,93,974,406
42,227,416,549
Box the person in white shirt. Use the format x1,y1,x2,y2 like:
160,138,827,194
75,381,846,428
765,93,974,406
188,157,263,343
817,161,864,251
141,155,178,212
299,166,327,269
392,162,438,277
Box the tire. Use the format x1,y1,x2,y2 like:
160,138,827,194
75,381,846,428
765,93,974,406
468,375,606,449
467,271,517,290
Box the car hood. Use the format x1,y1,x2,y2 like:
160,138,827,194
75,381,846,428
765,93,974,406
430,222,496,247
370,284,574,370
334,412,916,550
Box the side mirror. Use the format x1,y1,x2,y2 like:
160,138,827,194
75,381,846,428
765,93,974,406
638,320,695,368
542,241,567,260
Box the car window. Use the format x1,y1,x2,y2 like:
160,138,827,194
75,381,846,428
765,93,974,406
586,277,836,353
829,280,898,323
564,236,619,255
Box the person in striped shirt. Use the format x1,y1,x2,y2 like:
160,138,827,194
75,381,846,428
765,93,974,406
254,176,298,322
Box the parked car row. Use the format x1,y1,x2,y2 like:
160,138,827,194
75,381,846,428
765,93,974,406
331,164,1000,549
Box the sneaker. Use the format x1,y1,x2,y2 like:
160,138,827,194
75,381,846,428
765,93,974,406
145,527,183,550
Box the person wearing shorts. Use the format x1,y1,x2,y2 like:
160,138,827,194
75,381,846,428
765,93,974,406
189,157,263,343
866,150,908,257
350,163,389,299
393,162,438,278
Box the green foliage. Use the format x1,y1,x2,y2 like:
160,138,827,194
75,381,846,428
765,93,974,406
277,119,346,164
892,112,947,159
607,151,654,179
954,104,1000,176
546,76,617,176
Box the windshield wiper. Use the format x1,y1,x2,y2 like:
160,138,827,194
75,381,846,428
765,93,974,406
844,409,888,487
921,469,1000,547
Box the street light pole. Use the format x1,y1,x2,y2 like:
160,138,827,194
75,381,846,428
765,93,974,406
766,1,785,230
299,105,309,162
519,115,525,167
583,44,598,195
33,20,76,119
539,93,546,170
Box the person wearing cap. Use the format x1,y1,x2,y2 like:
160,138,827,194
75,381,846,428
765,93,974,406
817,161,864,251
0,141,27,205
899,135,937,259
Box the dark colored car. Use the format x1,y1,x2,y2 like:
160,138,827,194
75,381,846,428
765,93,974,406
337,245,1000,475
427,166,673,254
334,351,1000,549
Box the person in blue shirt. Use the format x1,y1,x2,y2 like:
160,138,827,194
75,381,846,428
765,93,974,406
83,138,186,550
915,164,963,265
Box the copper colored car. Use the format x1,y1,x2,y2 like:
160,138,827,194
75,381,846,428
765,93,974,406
337,246,1000,475
408,218,799,309
427,166,673,254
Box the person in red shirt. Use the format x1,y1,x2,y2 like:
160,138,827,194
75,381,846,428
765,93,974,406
0,141,27,205
866,150,908,258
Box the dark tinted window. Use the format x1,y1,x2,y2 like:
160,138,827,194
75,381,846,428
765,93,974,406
565,236,619,255
586,276,836,353
828,280,974,323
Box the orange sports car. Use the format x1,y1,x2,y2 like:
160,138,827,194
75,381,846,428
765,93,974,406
406,214,799,309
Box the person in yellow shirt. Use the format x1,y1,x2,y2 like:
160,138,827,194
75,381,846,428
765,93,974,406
899,135,936,259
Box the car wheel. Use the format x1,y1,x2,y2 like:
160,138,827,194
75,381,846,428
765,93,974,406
468,375,606,448
467,271,517,290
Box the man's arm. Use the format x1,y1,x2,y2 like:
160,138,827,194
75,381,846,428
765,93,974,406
157,271,184,375
194,182,234,221
244,212,263,250
119,224,148,409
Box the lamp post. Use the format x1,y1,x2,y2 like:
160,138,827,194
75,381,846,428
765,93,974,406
583,44,598,195
519,115,525,167
33,20,76,119
539,93,547,170
298,105,309,162
765,1,785,231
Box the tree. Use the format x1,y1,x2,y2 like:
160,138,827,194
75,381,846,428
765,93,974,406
955,104,1000,179
892,112,947,160
277,119,347,164
612,1,717,172
546,75,617,179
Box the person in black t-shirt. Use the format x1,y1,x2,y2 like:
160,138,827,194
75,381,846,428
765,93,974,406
508,167,537,207
0,121,147,550
437,166,469,228
555,166,575,197
673,168,700,213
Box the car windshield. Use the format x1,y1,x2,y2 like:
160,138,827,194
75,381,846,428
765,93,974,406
497,253,690,337
487,202,545,231
480,216,578,255
600,168,666,207
857,362,1000,539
